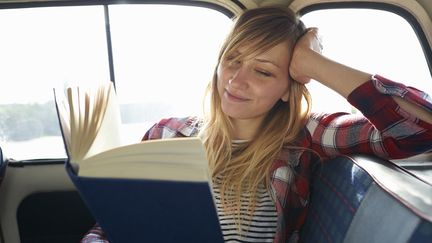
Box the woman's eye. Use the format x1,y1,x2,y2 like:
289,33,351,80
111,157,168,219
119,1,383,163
255,69,272,77
227,59,241,66
225,55,238,62
225,56,234,61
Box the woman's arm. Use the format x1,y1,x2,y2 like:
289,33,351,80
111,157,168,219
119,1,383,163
289,28,432,123
291,28,432,159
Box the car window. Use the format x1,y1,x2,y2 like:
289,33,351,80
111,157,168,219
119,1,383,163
0,4,231,161
301,8,432,113
301,8,432,183
0,6,109,160
109,5,232,144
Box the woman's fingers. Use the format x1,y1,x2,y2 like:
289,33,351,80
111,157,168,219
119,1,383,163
289,27,324,84
305,27,323,54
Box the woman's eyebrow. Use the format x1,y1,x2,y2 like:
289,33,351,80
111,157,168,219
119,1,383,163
255,58,280,68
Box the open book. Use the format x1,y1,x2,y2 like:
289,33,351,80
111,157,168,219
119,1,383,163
54,81,223,242
54,81,209,181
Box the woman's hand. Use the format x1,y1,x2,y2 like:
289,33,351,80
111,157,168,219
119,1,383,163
289,27,371,98
289,27,323,84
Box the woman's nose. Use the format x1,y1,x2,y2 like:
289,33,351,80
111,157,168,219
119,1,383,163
228,65,248,88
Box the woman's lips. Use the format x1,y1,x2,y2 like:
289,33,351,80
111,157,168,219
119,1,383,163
224,89,250,102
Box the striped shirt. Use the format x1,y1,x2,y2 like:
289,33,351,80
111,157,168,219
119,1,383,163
213,141,278,242
213,179,277,242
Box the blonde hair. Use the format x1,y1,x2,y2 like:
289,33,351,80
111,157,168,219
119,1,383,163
200,6,311,226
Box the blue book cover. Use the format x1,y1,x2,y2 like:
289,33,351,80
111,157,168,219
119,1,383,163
66,163,224,243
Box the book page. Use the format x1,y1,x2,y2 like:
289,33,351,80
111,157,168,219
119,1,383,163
78,137,209,182
83,83,122,160
54,82,122,164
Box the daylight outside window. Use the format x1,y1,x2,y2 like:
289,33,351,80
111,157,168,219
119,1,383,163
0,6,108,160
108,5,232,144
1,7,430,161
0,5,231,161
301,9,431,113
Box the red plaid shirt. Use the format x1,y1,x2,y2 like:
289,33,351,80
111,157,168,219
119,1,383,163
81,75,432,243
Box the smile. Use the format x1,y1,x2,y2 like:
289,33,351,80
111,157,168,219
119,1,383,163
224,89,250,102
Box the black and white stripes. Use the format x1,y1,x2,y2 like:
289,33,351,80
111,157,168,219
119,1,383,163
212,181,277,242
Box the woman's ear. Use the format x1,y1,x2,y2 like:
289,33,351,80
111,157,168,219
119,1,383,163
281,90,289,102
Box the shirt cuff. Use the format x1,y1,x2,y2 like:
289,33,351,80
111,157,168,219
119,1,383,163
347,74,432,116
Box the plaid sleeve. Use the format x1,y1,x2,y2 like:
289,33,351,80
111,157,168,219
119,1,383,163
80,224,109,243
141,116,201,141
307,75,432,159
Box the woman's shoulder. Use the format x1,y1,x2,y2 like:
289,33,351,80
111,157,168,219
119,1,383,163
143,116,202,140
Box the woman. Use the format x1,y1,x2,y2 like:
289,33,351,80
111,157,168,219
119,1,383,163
82,6,432,243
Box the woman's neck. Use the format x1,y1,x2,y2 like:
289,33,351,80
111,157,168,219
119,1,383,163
231,117,262,140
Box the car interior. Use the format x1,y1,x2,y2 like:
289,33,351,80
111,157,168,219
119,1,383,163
0,0,431,242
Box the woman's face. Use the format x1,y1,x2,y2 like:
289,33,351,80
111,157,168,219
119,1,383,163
217,41,291,124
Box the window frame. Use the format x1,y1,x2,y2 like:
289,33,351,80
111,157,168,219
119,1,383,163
0,1,234,164
1,1,431,164
299,2,432,77
299,2,432,183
